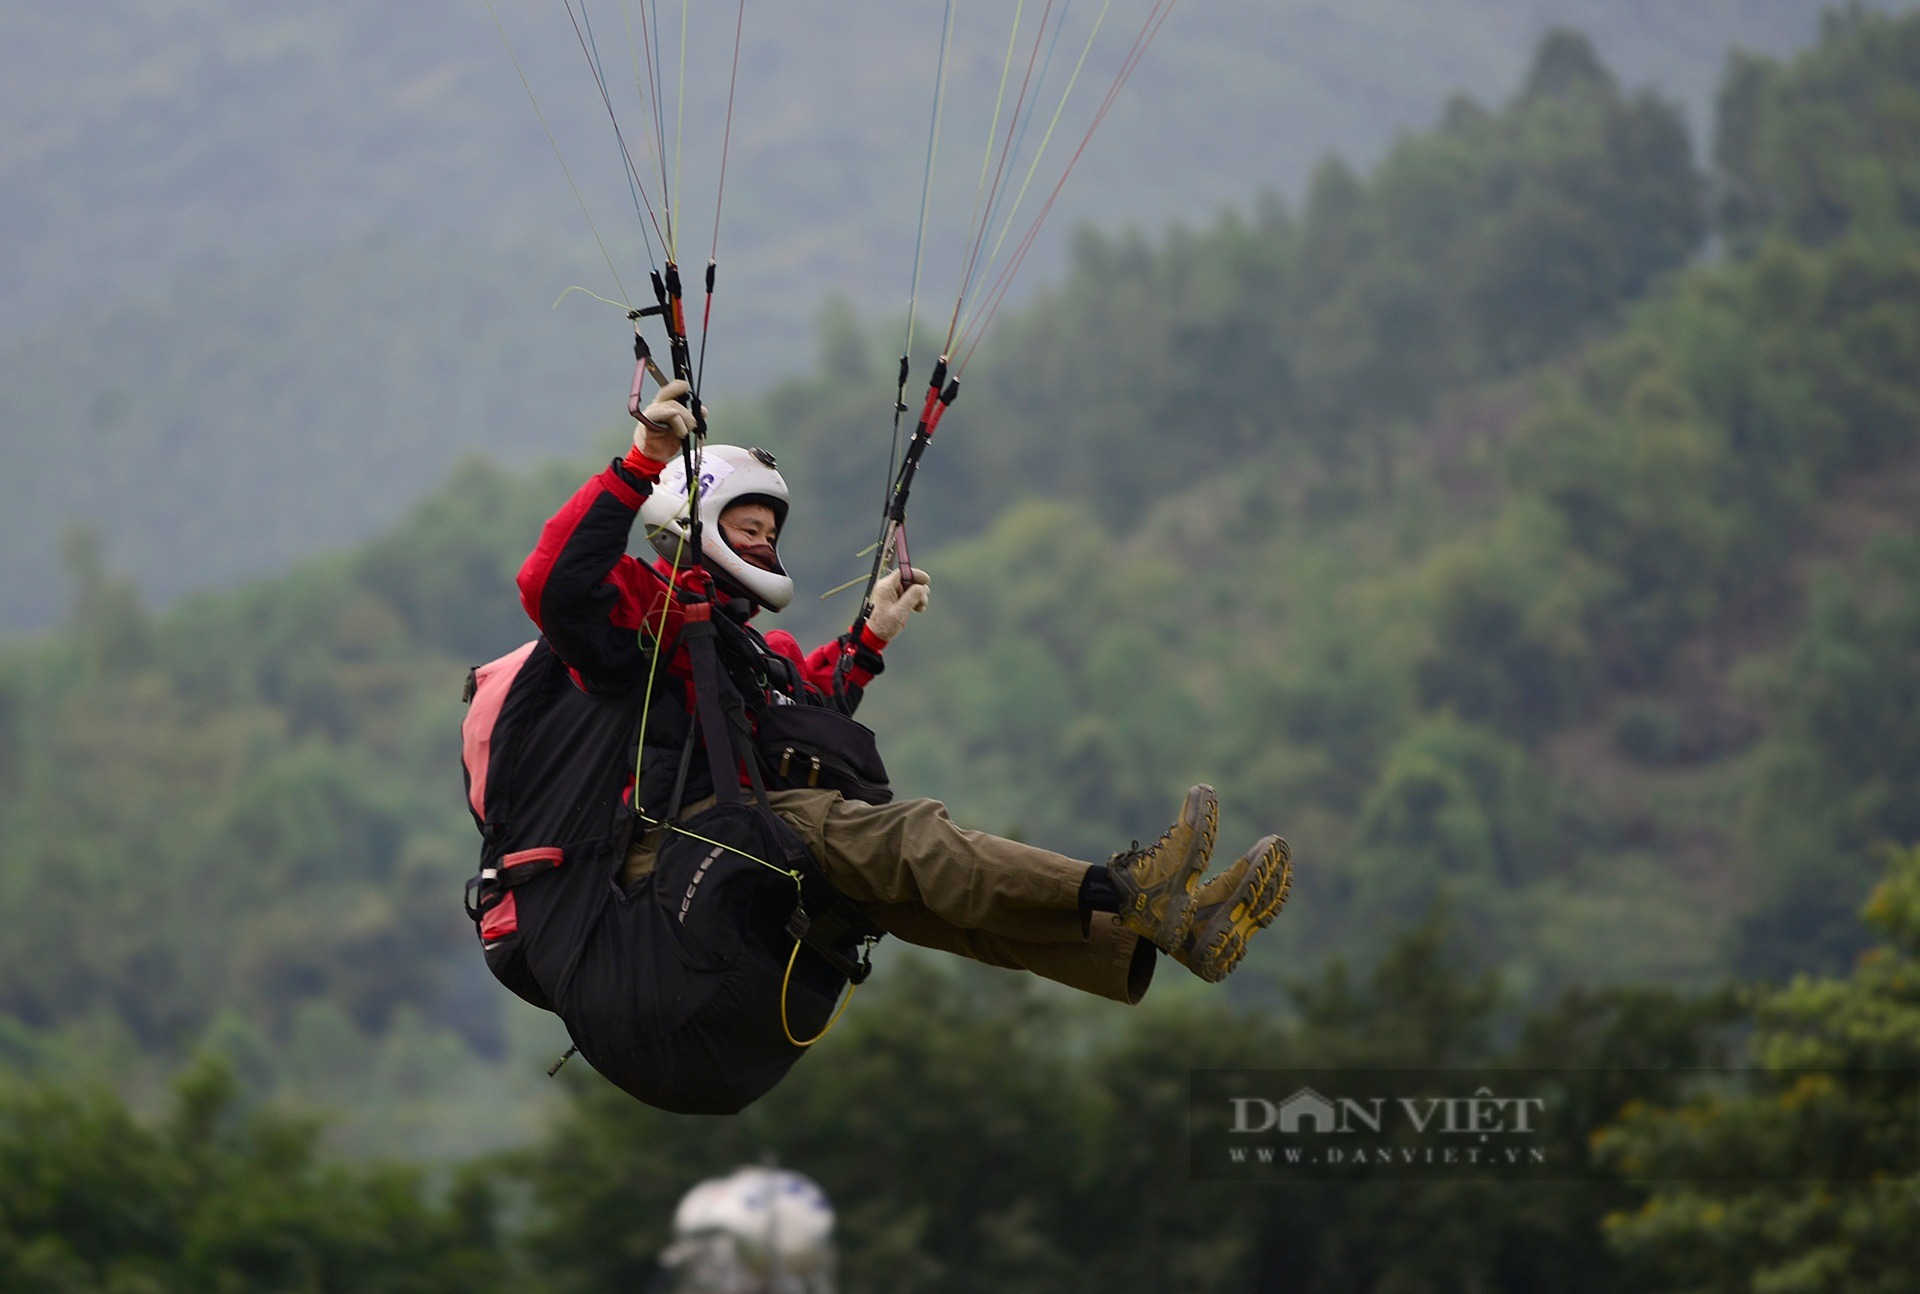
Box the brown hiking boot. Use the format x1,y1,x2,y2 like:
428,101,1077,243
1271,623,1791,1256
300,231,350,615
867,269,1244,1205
1109,786,1219,950
1172,835,1292,983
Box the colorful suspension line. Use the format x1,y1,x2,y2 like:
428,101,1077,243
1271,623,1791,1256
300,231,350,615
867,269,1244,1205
601,0,747,571
624,0,675,255
481,0,635,306
840,357,960,679
565,0,668,261
696,0,747,396
952,0,1112,348
845,0,1183,651
836,2,960,689
956,0,1182,373
877,0,959,555
941,0,1037,356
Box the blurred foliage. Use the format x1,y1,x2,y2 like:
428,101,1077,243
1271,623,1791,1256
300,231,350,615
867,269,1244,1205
0,453,587,1160
3,19,1919,1096
1716,3,1920,252
513,919,1733,1294
0,1057,510,1293
1600,842,1920,1294
0,15,1916,1289
1740,532,1920,976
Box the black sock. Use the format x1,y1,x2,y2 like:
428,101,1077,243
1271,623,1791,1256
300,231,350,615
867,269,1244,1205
1079,864,1122,937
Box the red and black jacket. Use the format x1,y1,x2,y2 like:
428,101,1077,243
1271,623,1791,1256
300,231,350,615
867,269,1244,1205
515,449,889,814
460,450,888,1104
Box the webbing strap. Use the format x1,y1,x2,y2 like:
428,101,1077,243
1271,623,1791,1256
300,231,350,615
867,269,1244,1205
720,680,772,806
681,616,743,809
663,716,699,824
670,595,880,1040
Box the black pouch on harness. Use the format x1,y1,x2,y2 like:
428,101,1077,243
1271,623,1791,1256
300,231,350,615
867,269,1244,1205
755,703,892,805
561,799,858,1114
555,610,882,1114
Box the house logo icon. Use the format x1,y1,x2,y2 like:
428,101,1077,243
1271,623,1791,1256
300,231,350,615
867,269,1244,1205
1277,1087,1339,1133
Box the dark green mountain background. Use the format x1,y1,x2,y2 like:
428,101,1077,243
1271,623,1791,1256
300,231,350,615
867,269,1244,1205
3,1,1913,631
5,8,1920,1291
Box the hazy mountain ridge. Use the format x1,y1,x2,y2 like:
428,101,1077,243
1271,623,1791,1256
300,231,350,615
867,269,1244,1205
2,1,1907,632
7,16,1918,1105
2,14,1918,1288
2,2,1877,319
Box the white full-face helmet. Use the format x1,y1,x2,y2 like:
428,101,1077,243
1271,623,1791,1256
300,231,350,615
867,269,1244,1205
638,444,794,611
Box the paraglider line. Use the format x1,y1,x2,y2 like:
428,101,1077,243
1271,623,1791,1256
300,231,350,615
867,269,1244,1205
570,0,665,263
562,0,667,254
948,0,1056,352
943,0,1029,352
877,0,957,566
481,0,633,306
674,0,691,261
954,0,1112,346
709,0,746,263
958,0,1180,371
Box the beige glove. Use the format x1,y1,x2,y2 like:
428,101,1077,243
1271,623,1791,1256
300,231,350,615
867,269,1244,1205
867,567,931,642
633,379,704,463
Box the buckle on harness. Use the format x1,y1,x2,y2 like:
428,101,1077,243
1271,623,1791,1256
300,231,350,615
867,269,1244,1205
463,873,489,924
773,747,822,788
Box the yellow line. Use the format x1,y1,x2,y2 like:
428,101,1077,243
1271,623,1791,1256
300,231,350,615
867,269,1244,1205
946,0,1029,349
956,0,1114,344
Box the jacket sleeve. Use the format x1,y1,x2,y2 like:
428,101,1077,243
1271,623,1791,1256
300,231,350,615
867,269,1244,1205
517,456,669,692
801,625,889,695
764,626,889,714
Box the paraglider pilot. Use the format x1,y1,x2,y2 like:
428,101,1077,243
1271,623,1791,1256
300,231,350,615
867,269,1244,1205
464,379,1291,1114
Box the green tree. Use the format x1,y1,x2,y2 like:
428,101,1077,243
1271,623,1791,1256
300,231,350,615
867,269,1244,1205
517,918,1732,1294
1714,4,1920,252
1602,843,1920,1293
0,1058,508,1293
1742,534,1920,976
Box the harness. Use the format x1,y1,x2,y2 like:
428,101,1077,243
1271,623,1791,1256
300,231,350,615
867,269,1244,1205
459,591,885,1105
637,573,883,1044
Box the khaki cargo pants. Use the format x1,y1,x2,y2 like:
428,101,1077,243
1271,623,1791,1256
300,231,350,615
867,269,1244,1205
625,789,1154,1004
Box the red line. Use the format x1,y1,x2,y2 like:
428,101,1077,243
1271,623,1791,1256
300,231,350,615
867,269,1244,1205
946,0,1059,352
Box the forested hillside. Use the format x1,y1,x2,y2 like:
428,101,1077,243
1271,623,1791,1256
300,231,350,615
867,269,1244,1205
12,851,1919,1290
770,15,1920,993
4,11,1920,1290
3,1,1908,634
0,0,1863,326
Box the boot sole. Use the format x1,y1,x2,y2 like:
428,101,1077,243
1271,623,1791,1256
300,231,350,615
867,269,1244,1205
1190,836,1292,983
1114,786,1219,949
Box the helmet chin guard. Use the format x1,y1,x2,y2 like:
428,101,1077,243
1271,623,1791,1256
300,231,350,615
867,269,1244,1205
637,445,795,611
